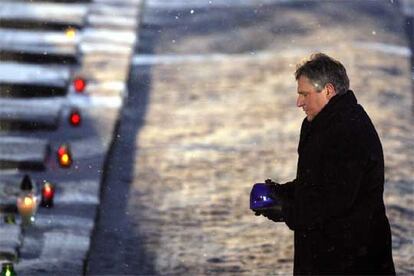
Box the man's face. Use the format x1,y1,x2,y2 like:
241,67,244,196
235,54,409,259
296,76,330,122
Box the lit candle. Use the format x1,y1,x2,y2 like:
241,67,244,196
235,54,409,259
73,77,86,93
60,153,71,166
17,193,38,225
65,27,76,39
1,262,16,276
41,182,55,208
69,109,81,126
57,144,72,168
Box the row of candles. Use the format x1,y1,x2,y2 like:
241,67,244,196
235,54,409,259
1,116,80,274
1,64,87,275
0,31,88,275
1,104,81,273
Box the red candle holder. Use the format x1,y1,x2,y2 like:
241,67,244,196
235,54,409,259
41,182,55,208
73,77,86,93
69,109,81,127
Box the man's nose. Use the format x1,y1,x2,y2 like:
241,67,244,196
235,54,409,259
296,95,304,107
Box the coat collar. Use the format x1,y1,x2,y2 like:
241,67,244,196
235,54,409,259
303,90,358,131
298,90,358,152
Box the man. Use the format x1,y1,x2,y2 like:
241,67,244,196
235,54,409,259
257,53,395,275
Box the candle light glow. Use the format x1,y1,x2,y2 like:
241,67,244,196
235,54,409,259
73,77,86,93
70,112,81,126
1,262,16,276
57,144,72,167
65,27,76,39
17,194,38,224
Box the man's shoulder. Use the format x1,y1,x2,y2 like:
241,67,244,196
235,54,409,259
326,103,378,146
335,102,371,129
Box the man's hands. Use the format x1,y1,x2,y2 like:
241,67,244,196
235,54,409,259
264,178,282,200
252,179,284,222
261,208,284,222
254,208,284,222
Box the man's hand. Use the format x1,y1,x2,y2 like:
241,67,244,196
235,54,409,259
261,208,284,222
253,179,284,222
252,208,283,222
254,211,262,216
264,179,283,201
250,179,283,220
264,179,276,185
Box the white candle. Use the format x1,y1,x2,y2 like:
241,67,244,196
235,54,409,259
17,194,39,221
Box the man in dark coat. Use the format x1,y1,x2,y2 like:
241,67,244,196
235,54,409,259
256,53,395,275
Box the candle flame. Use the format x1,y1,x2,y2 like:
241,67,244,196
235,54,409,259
61,153,70,165
44,183,52,191
65,27,76,38
24,196,33,206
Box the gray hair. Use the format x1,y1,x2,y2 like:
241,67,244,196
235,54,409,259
295,53,350,95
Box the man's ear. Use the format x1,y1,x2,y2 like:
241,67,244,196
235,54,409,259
325,83,336,99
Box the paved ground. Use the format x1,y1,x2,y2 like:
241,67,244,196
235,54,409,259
87,0,413,275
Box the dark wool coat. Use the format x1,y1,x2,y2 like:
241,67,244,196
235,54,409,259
278,90,395,275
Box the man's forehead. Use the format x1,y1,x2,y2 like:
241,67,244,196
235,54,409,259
297,81,313,92
297,76,318,92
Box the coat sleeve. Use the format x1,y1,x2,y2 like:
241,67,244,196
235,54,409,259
276,180,297,230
